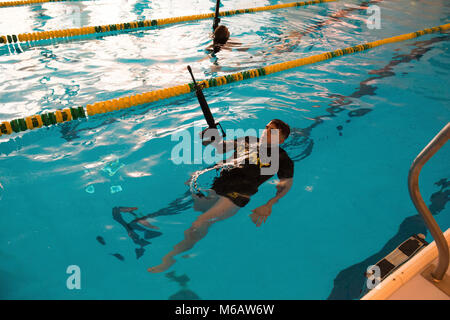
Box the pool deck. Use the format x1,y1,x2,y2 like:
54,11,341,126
362,229,450,300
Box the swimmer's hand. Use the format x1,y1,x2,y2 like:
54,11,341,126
200,128,222,146
249,204,272,227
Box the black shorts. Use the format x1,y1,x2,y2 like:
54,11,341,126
212,189,251,208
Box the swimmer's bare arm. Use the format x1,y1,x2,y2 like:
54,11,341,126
214,139,236,154
205,40,247,53
267,178,293,206
250,178,293,227
203,134,245,154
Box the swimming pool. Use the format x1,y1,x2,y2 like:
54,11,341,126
0,0,449,300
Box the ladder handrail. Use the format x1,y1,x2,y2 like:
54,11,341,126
408,123,450,281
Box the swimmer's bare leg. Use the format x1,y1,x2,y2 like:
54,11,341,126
192,189,220,212
148,196,239,273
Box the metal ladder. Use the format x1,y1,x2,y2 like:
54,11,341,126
408,123,450,293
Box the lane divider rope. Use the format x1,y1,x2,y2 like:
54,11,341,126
0,0,337,44
1,23,448,138
0,0,85,8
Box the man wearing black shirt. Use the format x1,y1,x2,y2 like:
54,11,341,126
148,119,294,273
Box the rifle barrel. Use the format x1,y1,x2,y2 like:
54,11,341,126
213,0,221,30
187,66,217,129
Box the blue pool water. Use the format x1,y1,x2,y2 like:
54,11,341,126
0,0,449,299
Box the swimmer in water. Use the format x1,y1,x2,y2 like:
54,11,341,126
148,119,294,273
270,0,384,54
206,25,245,55
206,25,230,54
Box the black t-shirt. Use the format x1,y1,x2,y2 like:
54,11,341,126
211,136,294,198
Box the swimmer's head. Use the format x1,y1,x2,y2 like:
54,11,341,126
261,119,291,145
213,25,230,45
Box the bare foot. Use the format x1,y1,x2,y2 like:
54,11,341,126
136,219,159,230
147,257,176,273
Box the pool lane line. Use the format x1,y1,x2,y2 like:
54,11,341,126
0,0,87,8
0,23,449,138
0,0,338,44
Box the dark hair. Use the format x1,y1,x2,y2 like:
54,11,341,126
270,119,290,140
214,25,230,45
